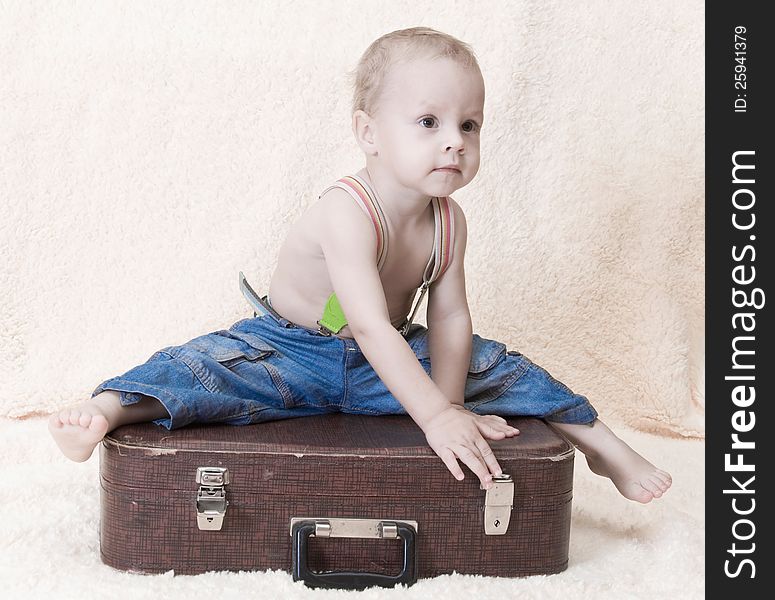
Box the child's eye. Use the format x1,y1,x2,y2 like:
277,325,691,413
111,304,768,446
419,116,437,128
462,120,480,133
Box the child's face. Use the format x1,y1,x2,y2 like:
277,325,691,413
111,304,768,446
370,56,485,199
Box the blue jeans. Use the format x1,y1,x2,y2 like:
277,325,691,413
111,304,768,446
92,303,598,429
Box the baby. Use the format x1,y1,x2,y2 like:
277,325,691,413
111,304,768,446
49,27,671,502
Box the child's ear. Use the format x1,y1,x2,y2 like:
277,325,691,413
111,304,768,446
352,110,378,156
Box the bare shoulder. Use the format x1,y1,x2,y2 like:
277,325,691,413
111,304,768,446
311,185,378,251
291,185,376,253
317,185,375,224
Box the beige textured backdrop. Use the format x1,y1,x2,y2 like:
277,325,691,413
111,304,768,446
1,1,704,437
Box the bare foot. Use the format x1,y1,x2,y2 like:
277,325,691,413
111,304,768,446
48,403,110,462
584,443,673,503
552,420,672,503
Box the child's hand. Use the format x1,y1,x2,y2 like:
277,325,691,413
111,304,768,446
421,405,519,489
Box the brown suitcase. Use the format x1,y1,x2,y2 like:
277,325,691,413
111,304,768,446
100,414,574,588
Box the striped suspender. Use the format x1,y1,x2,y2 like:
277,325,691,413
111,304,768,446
320,175,390,272
319,175,455,335
425,190,456,284
403,192,455,334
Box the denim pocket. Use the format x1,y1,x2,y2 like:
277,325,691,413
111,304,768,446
187,329,275,367
173,328,298,411
468,335,508,377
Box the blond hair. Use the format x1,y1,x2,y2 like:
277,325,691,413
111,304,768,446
351,27,480,115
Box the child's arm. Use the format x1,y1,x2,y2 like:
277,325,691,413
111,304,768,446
318,191,517,487
421,200,519,483
426,199,473,407
318,188,451,428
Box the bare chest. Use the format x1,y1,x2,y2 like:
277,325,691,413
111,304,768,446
269,202,435,336
378,219,435,302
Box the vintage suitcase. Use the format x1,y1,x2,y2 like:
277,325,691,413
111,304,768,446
100,414,574,588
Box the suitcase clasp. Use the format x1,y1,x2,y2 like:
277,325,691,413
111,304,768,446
482,473,514,535
196,467,230,531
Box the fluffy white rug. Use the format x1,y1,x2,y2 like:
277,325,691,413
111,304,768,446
3,416,704,599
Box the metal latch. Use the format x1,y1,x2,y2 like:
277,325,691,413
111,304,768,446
482,473,514,535
196,467,230,531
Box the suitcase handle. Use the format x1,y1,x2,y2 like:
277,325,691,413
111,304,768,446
291,519,418,589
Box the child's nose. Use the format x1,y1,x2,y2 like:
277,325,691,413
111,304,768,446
444,140,464,153
443,129,465,153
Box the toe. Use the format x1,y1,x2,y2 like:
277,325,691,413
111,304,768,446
630,485,654,504
48,413,63,428
79,412,92,428
88,414,108,433
69,409,82,425
654,470,672,488
619,481,654,504
643,477,663,498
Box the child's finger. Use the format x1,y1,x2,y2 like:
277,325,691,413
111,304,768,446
488,415,508,423
482,428,506,440
481,415,519,433
488,419,519,435
477,420,518,439
475,438,502,476
437,447,465,481
453,444,493,489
